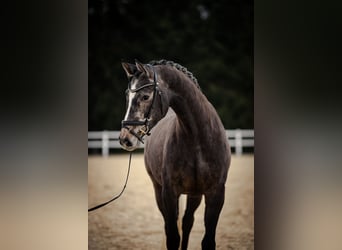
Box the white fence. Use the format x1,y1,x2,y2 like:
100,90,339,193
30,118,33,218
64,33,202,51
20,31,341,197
88,129,254,157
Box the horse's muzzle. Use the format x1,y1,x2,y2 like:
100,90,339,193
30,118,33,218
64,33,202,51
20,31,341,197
119,127,140,151
119,136,132,147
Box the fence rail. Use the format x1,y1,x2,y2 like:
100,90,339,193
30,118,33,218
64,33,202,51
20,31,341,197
88,129,254,157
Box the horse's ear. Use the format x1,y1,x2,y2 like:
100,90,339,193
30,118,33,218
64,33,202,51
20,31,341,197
135,60,152,78
121,62,136,78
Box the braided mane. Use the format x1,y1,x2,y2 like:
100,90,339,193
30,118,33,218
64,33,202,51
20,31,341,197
149,59,201,90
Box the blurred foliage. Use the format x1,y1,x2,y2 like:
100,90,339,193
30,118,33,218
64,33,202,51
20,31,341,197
89,0,253,130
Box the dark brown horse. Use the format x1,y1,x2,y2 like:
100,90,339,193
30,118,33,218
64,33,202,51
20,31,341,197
119,60,230,250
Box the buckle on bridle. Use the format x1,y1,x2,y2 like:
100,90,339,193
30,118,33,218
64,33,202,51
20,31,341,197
122,120,150,144
138,125,151,137
123,126,145,144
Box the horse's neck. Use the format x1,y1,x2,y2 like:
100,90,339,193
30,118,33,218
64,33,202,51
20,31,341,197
164,71,221,142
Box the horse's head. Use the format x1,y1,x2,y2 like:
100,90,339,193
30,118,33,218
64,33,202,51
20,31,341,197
119,60,169,151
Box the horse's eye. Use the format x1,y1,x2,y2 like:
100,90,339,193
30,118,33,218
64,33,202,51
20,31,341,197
142,95,149,101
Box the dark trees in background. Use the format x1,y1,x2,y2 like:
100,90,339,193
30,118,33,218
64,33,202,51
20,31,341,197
89,0,253,130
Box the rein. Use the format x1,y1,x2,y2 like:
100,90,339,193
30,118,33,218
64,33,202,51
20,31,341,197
88,152,132,212
121,65,161,143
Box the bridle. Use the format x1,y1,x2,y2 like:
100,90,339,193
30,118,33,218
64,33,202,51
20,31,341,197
88,65,161,213
121,65,161,143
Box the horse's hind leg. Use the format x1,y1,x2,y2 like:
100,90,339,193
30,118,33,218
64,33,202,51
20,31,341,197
202,185,225,250
181,195,202,250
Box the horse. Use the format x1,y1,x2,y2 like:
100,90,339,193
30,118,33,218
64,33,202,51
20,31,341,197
119,59,230,250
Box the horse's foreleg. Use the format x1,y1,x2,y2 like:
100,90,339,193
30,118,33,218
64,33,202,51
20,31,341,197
162,186,180,250
181,195,202,250
202,185,225,250
152,181,165,216
151,182,168,250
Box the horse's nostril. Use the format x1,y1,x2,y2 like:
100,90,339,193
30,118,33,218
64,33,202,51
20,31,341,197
125,138,132,147
120,137,132,147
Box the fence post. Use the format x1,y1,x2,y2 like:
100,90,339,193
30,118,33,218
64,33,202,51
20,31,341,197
235,129,242,156
102,131,109,157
